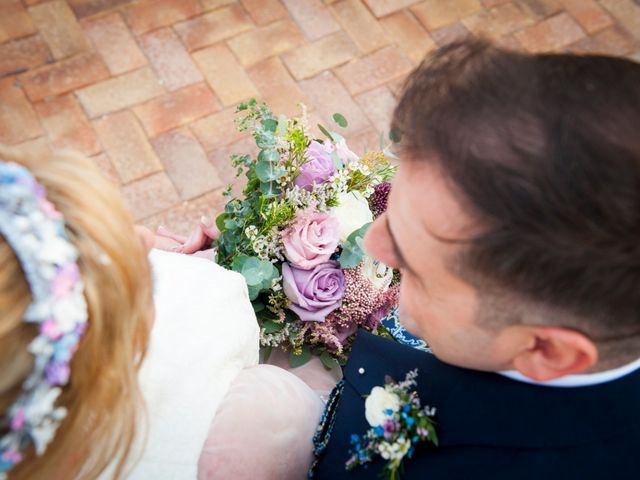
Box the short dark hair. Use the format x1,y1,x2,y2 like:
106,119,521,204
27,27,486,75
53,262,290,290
392,39,640,341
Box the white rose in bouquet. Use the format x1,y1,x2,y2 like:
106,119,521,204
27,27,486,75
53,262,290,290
361,255,393,292
333,191,373,243
365,386,400,427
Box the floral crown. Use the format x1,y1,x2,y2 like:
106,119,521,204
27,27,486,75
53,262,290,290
0,161,88,478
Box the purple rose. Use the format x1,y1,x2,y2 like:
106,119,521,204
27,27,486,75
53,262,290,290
282,261,345,322
295,141,336,189
282,210,339,270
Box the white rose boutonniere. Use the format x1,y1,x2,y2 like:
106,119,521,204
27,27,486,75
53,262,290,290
365,386,400,427
347,370,438,480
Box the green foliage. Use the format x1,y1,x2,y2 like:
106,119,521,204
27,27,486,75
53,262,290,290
339,223,371,269
332,113,348,128
231,254,279,300
289,345,312,368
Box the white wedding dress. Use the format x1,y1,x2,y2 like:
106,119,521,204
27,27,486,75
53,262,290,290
101,249,260,479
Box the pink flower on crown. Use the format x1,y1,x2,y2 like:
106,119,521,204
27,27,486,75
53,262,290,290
51,263,80,299
41,318,61,340
11,409,25,431
39,198,63,220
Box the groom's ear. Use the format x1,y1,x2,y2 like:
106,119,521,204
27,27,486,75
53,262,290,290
511,326,598,382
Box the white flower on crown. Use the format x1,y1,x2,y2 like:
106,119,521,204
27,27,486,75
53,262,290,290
53,292,87,334
365,386,400,427
361,256,393,292
332,191,373,243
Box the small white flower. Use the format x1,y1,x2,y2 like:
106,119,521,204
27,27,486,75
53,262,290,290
365,386,400,427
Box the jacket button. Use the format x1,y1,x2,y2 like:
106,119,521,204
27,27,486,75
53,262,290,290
358,367,365,375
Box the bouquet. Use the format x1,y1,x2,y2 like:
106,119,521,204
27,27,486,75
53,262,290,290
213,99,398,368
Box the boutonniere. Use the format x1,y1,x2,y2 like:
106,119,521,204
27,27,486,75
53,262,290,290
346,369,437,480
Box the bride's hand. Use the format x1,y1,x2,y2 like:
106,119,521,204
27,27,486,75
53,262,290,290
152,216,220,256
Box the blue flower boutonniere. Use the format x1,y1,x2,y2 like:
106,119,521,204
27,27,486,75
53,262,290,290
346,369,437,480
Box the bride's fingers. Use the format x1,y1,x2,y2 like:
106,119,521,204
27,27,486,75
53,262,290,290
156,225,188,243
179,224,211,254
200,216,221,241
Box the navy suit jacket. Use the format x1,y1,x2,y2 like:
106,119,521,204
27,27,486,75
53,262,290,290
311,330,640,479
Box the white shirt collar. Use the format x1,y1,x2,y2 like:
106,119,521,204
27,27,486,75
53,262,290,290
498,356,640,388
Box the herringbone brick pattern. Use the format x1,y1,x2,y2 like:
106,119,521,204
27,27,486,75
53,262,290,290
1,0,639,233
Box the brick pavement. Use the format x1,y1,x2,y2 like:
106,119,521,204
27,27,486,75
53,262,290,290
1,0,639,234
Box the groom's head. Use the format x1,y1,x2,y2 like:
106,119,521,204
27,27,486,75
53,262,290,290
365,39,640,380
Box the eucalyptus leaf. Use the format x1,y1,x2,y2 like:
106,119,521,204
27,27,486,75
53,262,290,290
252,300,265,313
317,124,334,141
242,267,263,286
339,222,372,269
256,160,285,182
260,181,281,197
258,149,280,162
262,118,278,132
289,346,312,368
320,351,340,370
215,213,229,231
332,113,348,128
263,319,285,334
247,284,261,301
389,128,402,143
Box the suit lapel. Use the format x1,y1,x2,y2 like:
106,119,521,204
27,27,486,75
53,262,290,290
344,330,640,450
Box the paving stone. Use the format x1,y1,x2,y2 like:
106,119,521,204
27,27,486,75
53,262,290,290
190,107,250,151
34,93,101,156
201,0,236,10
480,0,510,7
28,0,89,60
90,152,120,184
121,172,180,221
68,0,133,18
281,0,341,40
247,57,310,117
515,12,586,52
282,31,358,79
76,67,164,118
411,0,482,31
0,35,52,78
174,4,253,51
81,13,146,75
138,28,203,92
0,77,44,144
354,85,396,133
150,129,223,200
568,26,634,56
19,52,109,102
345,128,383,157
228,19,306,66
599,0,640,41
242,0,289,25
462,2,537,39
140,190,226,236
93,111,162,183
13,136,52,158
363,0,422,18
330,0,390,53
380,10,436,65
560,0,613,34
334,46,413,95
206,135,259,195
430,21,473,46
123,0,202,35
133,83,222,137
298,70,371,136
192,43,259,107
0,0,36,43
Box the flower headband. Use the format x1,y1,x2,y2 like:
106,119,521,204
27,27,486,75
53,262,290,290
0,161,88,478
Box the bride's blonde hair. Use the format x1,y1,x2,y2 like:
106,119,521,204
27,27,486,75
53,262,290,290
0,145,152,479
